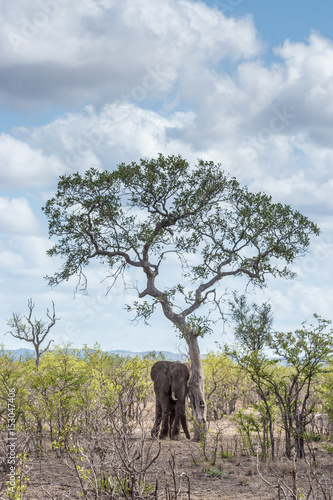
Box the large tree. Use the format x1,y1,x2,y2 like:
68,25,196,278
43,154,319,440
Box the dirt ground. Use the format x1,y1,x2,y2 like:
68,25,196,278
2,429,333,500
2,407,333,499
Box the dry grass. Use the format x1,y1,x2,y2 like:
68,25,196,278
1,413,333,499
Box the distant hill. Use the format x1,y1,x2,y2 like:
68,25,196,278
4,348,182,361
110,350,182,361
5,348,35,359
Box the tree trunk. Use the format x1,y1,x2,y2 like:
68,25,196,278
259,390,275,459
295,420,305,459
185,333,207,441
284,420,292,460
36,417,43,456
35,349,40,367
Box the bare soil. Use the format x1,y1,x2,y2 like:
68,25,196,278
2,428,333,499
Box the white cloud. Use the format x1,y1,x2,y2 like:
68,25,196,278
0,134,61,188
0,197,41,235
0,250,25,271
272,33,333,128
0,0,262,109
0,233,59,306
250,170,317,205
14,102,197,175
2,2,333,351
275,32,333,86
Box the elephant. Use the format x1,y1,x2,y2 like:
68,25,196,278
150,360,191,440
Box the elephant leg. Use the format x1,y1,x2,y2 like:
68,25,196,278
170,403,181,440
170,404,178,439
159,401,170,439
151,399,162,438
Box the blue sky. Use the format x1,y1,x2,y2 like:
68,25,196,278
230,1,333,47
1,0,333,355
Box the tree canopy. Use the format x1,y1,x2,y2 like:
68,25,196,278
229,293,273,350
43,153,320,440
43,154,319,325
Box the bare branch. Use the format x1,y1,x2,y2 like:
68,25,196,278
7,299,59,367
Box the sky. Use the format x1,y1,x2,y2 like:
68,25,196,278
1,0,333,355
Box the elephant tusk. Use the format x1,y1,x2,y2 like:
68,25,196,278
171,391,177,401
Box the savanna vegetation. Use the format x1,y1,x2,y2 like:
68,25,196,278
1,326,333,499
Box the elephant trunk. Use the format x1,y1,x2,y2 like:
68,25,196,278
173,390,190,440
179,403,190,439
